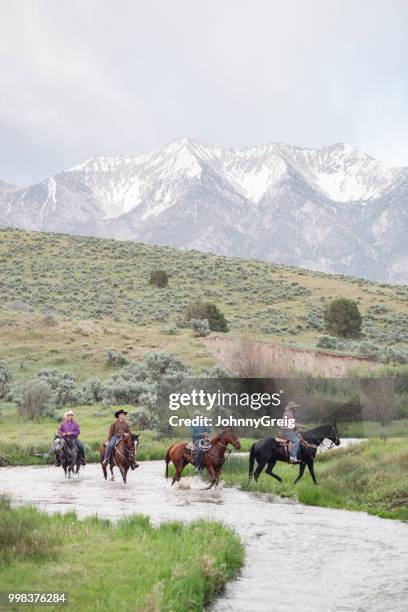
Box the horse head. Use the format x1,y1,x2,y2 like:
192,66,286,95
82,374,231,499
329,423,341,446
50,434,64,454
222,428,241,450
124,432,137,459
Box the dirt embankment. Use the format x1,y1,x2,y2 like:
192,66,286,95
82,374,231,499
202,335,382,377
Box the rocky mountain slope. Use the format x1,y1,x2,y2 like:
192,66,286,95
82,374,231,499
1,139,407,283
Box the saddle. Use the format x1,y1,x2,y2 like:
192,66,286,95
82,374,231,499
274,434,316,461
275,435,292,444
185,438,212,454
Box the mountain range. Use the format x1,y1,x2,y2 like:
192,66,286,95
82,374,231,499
1,138,407,283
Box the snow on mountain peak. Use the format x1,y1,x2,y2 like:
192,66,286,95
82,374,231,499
61,139,406,219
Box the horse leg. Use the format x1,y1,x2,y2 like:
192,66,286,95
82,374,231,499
265,459,283,483
172,460,184,485
307,460,318,485
110,463,115,481
254,459,267,482
119,465,128,484
206,465,217,489
293,462,306,484
102,461,107,480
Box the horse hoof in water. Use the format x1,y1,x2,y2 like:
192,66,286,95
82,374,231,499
110,476,115,481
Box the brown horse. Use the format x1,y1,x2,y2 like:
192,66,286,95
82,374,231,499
100,433,139,484
165,429,241,489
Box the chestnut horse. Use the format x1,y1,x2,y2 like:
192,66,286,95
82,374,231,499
100,432,139,484
165,429,241,488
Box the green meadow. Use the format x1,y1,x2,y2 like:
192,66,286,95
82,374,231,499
0,496,244,611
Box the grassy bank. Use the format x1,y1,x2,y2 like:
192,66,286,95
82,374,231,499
219,438,408,520
0,496,244,611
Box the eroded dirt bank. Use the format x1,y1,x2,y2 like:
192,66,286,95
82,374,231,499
202,335,381,377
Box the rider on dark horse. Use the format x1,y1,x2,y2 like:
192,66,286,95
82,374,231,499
191,411,211,472
56,410,86,466
103,409,138,468
280,401,305,464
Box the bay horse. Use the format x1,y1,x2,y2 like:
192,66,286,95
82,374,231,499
100,433,139,484
165,429,241,489
50,434,81,479
248,424,340,485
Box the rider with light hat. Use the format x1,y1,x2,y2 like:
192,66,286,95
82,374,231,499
281,401,305,464
57,410,86,466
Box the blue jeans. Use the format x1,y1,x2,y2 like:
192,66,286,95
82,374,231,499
282,429,300,460
73,438,85,458
104,435,120,460
193,436,202,468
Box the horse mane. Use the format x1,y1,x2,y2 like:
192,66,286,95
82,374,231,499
303,423,335,438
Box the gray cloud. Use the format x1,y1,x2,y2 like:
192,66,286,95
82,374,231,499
1,0,408,184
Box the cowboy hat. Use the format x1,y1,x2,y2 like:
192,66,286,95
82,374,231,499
114,409,128,418
285,401,301,409
64,410,74,418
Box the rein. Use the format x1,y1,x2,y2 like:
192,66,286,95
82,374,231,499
303,427,338,451
113,436,134,463
207,434,236,466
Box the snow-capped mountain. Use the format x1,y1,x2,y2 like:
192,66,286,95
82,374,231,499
1,138,407,283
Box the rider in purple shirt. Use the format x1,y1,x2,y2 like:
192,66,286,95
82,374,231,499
56,410,86,466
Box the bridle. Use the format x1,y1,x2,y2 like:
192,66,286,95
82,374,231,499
305,426,339,451
206,431,239,464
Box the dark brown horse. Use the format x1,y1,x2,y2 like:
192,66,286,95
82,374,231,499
100,433,139,484
165,429,241,489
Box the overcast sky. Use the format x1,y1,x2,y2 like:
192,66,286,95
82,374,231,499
1,0,408,184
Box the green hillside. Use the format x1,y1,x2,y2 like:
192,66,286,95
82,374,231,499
0,228,407,381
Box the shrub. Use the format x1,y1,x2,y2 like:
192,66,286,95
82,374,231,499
149,270,168,288
37,369,79,408
185,300,228,332
162,323,178,335
128,407,157,430
358,341,380,358
385,347,408,365
316,335,345,350
0,360,12,399
105,350,130,367
103,379,151,405
15,380,52,420
324,298,362,338
189,318,210,337
81,379,104,403
42,313,57,326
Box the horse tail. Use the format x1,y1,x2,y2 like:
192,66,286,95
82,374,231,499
165,446,173,479
248,442,256,481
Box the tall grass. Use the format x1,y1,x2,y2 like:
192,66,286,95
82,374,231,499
0,498,244,611
220,439,408,520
